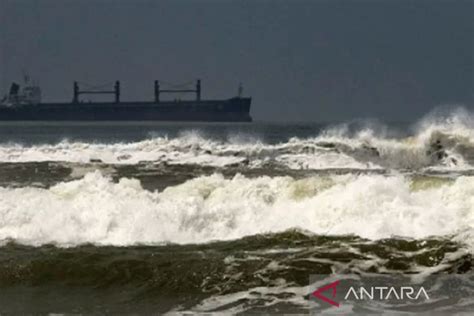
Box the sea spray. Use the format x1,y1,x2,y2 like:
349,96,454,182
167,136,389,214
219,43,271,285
0,110,473,170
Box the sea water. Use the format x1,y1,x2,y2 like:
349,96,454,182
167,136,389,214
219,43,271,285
0,109,472,313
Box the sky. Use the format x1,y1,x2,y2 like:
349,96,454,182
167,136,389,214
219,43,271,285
1,0,473,122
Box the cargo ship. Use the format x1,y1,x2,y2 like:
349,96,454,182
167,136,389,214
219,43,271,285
0,78,252,122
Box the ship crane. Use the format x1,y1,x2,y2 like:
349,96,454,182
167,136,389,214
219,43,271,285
154,80,201,103
73,81,120,103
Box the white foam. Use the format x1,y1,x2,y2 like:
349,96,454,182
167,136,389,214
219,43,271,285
0,171,472,248
0,135,369,169
0,110,473,170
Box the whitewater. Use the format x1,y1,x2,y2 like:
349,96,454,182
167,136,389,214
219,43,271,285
0,171,472,248
0,109,473,249
0,109,473,171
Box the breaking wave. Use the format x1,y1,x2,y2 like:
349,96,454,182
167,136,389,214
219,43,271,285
0,109,473,171
0,171,472,248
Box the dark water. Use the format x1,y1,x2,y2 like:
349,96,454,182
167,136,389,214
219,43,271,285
0,232,471,314
0,119,473,314
0,120,409,145
0,121,313,144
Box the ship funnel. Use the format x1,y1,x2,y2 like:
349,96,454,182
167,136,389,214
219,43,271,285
9,83,20,96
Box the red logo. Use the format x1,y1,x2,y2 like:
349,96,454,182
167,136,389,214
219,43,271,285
312,280,340,307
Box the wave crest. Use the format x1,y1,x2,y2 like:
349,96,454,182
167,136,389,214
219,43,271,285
0,171,472,247
0,109,473,171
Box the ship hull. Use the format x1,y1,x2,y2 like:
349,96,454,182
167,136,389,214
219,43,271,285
0,98,252,122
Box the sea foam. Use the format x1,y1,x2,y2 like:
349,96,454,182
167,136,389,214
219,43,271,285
0,110,473,170
0,171,472,248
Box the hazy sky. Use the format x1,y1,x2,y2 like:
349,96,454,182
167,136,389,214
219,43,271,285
1,0,473,121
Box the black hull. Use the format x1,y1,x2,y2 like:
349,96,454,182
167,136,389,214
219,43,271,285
0,98,252,122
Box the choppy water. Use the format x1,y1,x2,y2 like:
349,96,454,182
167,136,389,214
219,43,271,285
0,109,473,314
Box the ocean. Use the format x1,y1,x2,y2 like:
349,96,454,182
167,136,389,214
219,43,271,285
0,109,473,314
